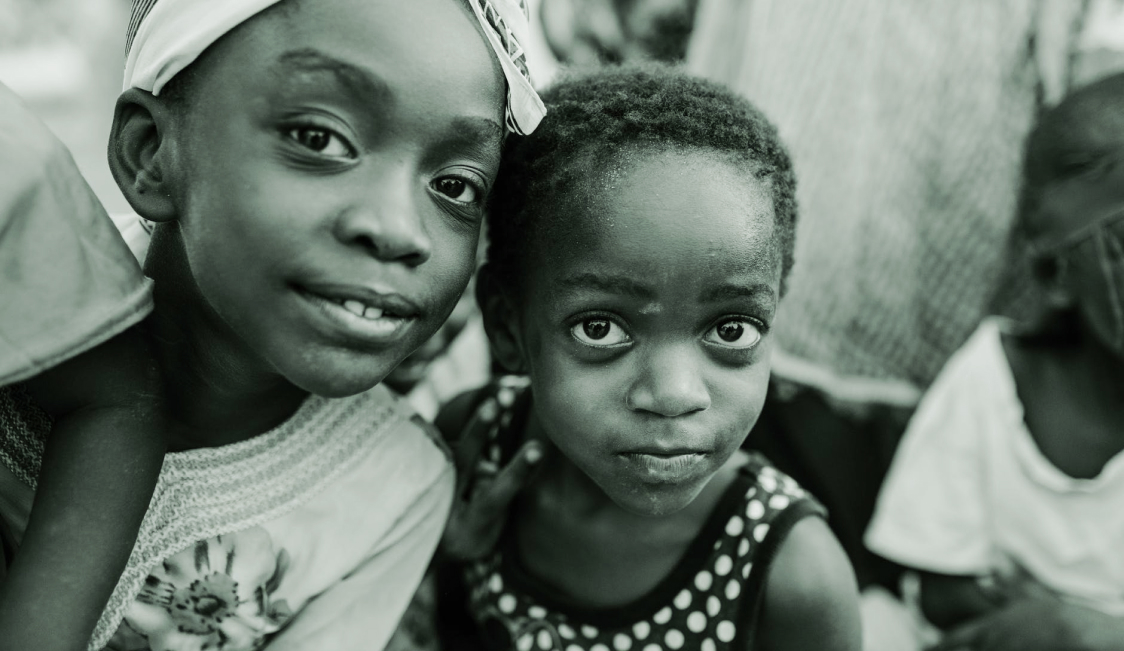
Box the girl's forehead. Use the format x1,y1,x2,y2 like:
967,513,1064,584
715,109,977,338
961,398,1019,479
536,151,780,283
182,0,506,130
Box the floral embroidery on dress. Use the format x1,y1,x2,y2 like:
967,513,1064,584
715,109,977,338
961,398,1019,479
106,527,293,651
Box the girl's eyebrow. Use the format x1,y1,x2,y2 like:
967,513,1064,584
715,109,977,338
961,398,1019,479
442,117,504,152
700,283,775,303
275,48,392,108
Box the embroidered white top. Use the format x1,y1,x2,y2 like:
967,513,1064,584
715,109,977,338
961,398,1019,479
0,381,453,651
865,318,1124,616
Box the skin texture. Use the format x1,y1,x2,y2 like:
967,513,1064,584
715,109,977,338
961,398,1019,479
108,0,506,449
0,328,165,651
478,148,861,649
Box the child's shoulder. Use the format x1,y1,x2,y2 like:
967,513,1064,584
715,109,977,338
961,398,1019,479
731,452,828,560
736,458,860,648
0,84,152,386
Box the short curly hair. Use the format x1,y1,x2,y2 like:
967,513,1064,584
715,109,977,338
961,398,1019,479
485,64,797,294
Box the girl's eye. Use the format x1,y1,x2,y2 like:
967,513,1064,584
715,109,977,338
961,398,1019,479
705,319,762,349
433,177,479,205
571,318,630,347
287,127,352,158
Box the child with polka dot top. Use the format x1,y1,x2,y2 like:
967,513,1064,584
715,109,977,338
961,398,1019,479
436,66,861,651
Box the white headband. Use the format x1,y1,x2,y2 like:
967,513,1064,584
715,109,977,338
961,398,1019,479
122,0,545,134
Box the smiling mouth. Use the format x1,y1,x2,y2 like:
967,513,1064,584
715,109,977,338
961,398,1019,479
298,285,420,344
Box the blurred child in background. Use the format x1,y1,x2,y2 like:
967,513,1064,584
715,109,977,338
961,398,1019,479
866,72,1124,651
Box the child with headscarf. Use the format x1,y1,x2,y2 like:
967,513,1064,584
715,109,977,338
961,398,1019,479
0,82,166,651
0,0,544,649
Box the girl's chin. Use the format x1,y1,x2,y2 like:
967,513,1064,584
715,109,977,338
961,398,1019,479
284,358,402,399
606,481,710,518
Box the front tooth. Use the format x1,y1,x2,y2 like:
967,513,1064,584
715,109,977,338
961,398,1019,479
343,300,366,316
363,306,384,319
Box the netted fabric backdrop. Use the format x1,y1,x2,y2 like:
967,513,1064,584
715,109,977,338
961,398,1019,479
688,0,1120,399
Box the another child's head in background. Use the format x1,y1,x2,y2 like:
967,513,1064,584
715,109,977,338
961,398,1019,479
478,66,797,516
108,0,543,398
1015,71,1124,356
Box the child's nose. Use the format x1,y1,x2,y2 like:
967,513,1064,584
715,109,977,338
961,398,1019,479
333,170,433,266
625,344,711,417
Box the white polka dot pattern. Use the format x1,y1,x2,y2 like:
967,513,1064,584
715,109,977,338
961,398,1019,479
716,621,736,643
673,589,692,609
632,622,650,639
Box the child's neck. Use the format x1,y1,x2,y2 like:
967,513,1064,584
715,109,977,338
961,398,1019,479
146,231,307,452
1007,322,1124,479
1049,320,1124,405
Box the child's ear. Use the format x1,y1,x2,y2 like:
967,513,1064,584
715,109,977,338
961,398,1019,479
108,88,178,223
1030,253,1075,310
476,265,528,374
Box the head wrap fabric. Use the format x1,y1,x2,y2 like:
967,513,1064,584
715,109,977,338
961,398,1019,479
122,0,545,134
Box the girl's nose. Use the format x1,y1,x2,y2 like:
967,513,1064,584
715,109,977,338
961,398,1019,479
626,345,711,417
333,168,433,266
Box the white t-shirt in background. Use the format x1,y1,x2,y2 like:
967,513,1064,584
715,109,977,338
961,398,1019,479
866,318,1124,616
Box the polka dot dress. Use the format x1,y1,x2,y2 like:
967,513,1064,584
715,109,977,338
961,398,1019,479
457,379,825,651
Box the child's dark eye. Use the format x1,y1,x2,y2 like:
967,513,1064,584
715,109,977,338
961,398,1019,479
286,127,352,158
571,318,631,347
704,319,762,349
433,177,478,205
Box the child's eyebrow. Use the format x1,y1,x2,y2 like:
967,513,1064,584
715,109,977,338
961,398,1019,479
275,48,391,108
443,117,504,153
700,283,776,303
559,273,654,298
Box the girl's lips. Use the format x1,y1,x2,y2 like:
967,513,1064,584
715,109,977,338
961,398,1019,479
299,282,423,318
618,452,708,484
298,288,414,345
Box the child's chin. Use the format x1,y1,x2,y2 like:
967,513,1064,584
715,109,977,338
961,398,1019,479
608,482,708,518
286,360,400,399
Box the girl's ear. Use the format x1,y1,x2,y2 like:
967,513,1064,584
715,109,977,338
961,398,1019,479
108,88,178,223
476,265,528,374
1030,253,1075,310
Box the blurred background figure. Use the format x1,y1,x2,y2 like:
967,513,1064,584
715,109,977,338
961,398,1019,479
687,0,1124,400
537,0,699,65
0,0,130,215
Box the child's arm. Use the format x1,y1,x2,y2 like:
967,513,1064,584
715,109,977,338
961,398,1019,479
918,570,1016,629
0,326,165,651
755,517,862,651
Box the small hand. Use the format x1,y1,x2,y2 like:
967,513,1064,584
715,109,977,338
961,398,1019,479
976,561,1057,606
441,418,544,561
929,597,1123,651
